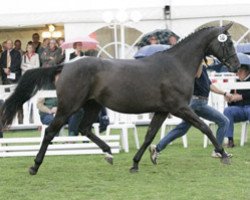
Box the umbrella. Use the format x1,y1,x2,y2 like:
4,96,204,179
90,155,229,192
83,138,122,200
134,44,171,59
236,43,250,54
136,29,179,48
237,52,250,67
61,36,99,50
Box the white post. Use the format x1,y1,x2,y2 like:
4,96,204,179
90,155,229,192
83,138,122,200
113,23,118,59
120,23,125,59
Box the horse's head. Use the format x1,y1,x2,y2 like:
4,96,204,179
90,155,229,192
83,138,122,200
206,22,240,72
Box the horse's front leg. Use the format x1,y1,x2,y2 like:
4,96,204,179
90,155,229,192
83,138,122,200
174,106,230,164
130,112,168,173
29,114,68,175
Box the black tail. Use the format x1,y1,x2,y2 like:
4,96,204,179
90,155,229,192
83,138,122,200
0,64,63,127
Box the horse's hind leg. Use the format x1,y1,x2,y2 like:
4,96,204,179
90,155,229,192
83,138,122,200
78,100,113,164
130,112,168,173
174,106,230,164
29,109,71,175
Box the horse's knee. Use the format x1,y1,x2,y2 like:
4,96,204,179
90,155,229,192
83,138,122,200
79,128,89,136
43,129,56,142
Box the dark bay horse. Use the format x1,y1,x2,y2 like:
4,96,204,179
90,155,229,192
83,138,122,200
0,23,240,175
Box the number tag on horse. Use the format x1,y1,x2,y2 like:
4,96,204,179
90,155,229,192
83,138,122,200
218,34,228,42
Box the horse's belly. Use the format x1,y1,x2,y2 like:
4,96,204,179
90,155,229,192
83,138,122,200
96,92,165,114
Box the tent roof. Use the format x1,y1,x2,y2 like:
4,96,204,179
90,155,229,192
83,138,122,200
1,0,250,28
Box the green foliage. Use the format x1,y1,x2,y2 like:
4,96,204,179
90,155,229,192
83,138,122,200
0,125,249,200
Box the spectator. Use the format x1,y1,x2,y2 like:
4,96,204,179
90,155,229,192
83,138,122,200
0,99,3,138
21,43,40,74
69,42,84,60
149,64,233,164
0,39,22,84
38,38,50,66
37,97,84,136
0,44,2,84
2,41,7,51
148,36,158,45
57,37,65,63
96,107,110,133
223,64,250,147
57,37,65,47
32,33,42,53
39,38,50,54
0,44,3,57
14,39,25,56
40,39,64,68
0,40,23,123
168,35,178,45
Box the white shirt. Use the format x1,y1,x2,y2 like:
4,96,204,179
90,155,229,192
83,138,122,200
21,53,40,74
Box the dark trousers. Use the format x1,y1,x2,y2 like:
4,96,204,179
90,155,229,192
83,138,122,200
0,99,4,138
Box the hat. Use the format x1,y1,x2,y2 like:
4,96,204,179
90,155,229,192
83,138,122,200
239,64,250,71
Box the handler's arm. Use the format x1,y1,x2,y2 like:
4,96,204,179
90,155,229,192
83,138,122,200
210,84,232,100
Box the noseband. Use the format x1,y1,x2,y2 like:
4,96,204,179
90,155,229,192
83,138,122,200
220,41,237,66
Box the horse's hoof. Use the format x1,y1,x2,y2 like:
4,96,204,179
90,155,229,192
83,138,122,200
29,166,38,175
104,153,113,165
129,166,139,173
221,156,231,165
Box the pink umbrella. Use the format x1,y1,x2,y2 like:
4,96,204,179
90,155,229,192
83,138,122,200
61,36,99,50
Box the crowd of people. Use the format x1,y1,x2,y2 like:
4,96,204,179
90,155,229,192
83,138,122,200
0,33,65,85
0,33,108,138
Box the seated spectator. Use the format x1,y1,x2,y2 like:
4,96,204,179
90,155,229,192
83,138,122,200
223,64,250,147
21,43,40,74
32,33,42,53
70,42,84,60
96,107,110,133
37,97,84,136
40,39,64,68
14,39,25,56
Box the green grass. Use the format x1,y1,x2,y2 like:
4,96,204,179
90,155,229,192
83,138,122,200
0,125,249,200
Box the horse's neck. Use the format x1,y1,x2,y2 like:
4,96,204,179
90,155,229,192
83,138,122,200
169,28,219,76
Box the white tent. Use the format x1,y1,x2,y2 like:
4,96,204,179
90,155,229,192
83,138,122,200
1,0,250,58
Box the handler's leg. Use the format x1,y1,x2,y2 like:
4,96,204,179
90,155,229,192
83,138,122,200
130,112,168,173
174,106,230,164
157,121,191,152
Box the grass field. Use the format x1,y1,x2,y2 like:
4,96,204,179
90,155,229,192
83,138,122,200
0,125,249,200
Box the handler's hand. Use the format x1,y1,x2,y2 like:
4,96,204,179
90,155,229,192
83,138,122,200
230,94,243,102
50,107,57,114
224,93,233,102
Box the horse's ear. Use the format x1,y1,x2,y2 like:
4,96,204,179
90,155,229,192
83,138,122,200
222,22,233,32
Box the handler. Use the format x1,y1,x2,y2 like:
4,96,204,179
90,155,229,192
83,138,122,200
149,64,233,164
